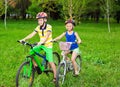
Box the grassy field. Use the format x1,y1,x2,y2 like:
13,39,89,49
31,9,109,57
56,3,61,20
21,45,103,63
0,19,120,87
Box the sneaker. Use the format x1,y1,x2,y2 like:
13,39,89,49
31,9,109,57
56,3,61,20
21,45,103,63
74,66,80,76
75,71,79,75
52,78,56,83
72,71,79,77
73,73,79,77
72,70,79,76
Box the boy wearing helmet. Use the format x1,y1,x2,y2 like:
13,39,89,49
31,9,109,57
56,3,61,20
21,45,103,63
52,19,82,76
20,12,56,81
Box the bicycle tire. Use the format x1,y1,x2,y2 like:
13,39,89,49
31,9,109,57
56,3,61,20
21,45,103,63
53,52,60,66
75,55,82,72
56,62,66,87
16,61,35,87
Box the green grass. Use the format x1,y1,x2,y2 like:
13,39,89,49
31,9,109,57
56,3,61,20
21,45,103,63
0,19,120,87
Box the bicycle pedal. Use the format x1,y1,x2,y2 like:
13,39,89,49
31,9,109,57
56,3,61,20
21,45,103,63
67,68,71,71
35,67,42,74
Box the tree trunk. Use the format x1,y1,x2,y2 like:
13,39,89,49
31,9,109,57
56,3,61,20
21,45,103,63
107,0,110,32
4,0,7,29
95,10,100,23
69,0,73,19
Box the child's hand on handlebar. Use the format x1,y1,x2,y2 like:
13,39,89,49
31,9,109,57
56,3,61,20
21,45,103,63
37,42,44,46
51,39,57,42
19,39,26,43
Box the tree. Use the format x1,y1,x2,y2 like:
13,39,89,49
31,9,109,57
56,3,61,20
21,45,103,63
106,0,110,32
100,0,113,32
58,0,86,24
16,0,31,19
27,0,42,18
83,0,105,23
27,0,62,20
1,0,31,19
0,0,5,19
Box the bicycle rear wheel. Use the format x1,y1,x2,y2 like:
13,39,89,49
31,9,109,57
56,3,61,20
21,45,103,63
56,62,66,87
75,55,82,73
16,61,35,87
53,52,60,66
43,52,60,75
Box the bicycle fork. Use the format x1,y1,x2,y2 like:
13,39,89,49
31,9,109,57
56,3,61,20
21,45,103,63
23,56,33,78
60,57,67,84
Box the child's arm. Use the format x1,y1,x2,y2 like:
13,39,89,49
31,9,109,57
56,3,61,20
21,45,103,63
75,32,82,44
53,32,66,41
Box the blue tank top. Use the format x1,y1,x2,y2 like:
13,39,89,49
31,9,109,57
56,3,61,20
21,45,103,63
65,31,78,50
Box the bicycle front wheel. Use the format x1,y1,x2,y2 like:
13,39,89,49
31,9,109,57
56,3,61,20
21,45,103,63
16,61,35,87
56,62,66,87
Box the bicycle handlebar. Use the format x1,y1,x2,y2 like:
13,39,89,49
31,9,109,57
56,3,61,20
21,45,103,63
17,40,37,48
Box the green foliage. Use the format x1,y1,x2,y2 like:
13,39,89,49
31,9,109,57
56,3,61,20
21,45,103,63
0,20,120,87
27,0,42,17
27,0,62,19
40,1,62,20
112,0,120,14
58,0,86,20
0,0,4,16
27,4,41,17
0,0,120,23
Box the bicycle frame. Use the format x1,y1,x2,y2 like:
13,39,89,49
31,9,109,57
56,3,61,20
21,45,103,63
18,41,49,77
60,51,67,64
54,41,74,71
30,50,47,71
60,51,71,72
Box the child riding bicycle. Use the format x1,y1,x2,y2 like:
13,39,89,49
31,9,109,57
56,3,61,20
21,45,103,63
52,19,82,76
19,12,57,82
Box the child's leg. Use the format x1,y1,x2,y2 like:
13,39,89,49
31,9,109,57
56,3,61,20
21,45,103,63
44,47,57,79
61,50,70,60
32,59,37,67
29,46,42,67
49,62,56,79
71,51,78,75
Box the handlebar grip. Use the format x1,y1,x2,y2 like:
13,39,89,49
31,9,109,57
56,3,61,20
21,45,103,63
41,43,44,45
51,40,58,43
17,40,20,43
17,40,26,44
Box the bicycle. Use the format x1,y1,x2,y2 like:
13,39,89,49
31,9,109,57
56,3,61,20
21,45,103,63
55,41,82,87
16,41,60,87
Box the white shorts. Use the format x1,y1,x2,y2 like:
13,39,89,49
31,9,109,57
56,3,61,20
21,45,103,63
61,48,81,56
71,47,81,55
